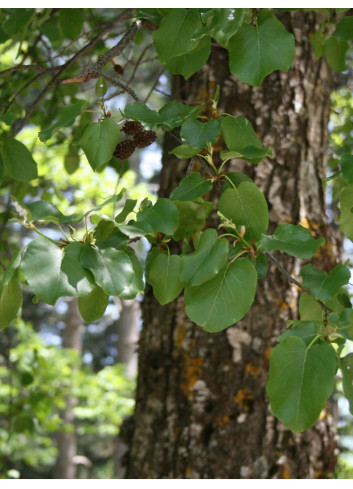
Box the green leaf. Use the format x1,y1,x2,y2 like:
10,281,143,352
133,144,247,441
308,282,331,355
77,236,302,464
259,223,325,259
252,252,268,279
78,118,120,171
80,245,134,297
123,101,202,130
153,9,201,63
147,252,184,305
180,228,229,286
158,102,202,130
267,337,336,432
228,9,295,86
95,226,129,251
172,199,213,241
0,138,38,182
184,258,257,332
223,171,252,189
60,243,94,296
221,146,272,164
123,103,161,127
164,36,211,79
59,8,84,40
1,251,21,292
333,16,353,40
115,199,137,223
221,116,270,163
2,9,34,36
22,237,93,305
278,321,318,346
301,263,351,301
0,276,22,329
218,183,269,241
95,76,107,97
170,173,213,202
324,36,348,72
120,247,144,299
199,8,244,47
181,118,220,148
136,198,179,236
39,100,88,142
26,200,75,224
169,145,201,159
341,155,353,183
340,184,353,241
118,221,153,238
299,293,324,322
340,353,353,415
78,286,109,322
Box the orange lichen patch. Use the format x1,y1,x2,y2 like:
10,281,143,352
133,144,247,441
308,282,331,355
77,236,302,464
265,347,272,361
233,388,254,411
285,216,292,223
245,361,261,377
174,323,187,349
282,464,291,479
314,241,335,265
180,356,204,398
214,414,231,426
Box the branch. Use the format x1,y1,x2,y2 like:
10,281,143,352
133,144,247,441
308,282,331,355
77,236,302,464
62,19,143,85
0,64,51,76
101,73,142,102
10,9,134,138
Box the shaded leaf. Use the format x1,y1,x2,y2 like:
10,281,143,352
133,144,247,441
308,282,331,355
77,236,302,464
259,223,325,259
164,36,211,79
180,228,229,286
153,9,201,62
170,173,213,202
267,337,336,432
39,100,88,142
136,198,179,236
0,138,38,182
80,245,134,297
147,251,184,305
301,263,351,301
78,286,109,322
78,118,120,171
228,9,295,86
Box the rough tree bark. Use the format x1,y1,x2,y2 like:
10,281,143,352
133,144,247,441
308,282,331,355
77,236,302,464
124,10,341,479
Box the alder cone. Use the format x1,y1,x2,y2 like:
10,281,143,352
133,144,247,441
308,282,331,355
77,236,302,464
134,130,157,148
113,139,136,160
122,120,143,135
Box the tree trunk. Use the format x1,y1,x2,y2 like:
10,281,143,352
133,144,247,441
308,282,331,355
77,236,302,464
54,298,83,479
124,10,340,479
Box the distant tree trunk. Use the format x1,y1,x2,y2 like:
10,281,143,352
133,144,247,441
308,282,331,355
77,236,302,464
113,298,140,478
124,11,341,479
54,298,83,479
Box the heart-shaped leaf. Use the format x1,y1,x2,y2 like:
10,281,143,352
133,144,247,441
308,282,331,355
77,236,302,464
184,258,257,332
267,337,336,432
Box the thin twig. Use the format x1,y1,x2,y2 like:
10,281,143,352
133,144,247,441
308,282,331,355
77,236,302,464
101,73,142,102
0,64,50,76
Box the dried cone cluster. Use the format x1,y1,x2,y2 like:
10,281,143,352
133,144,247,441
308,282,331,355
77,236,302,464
113,121,157,160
